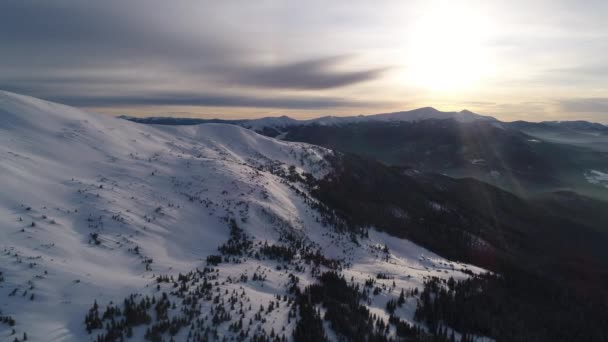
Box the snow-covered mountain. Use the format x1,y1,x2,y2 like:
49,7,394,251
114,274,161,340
0,91,483,341
241,108,495,131
122,107,496,135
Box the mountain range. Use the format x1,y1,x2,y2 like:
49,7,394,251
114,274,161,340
124,108,608,201
2,91,608,341
121,106,497,131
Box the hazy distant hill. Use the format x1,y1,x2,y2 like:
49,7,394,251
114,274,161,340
509,120,608,152
280,119,608,200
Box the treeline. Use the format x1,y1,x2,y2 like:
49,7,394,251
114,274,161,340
306,153,608,341
217,218,253,257
415,271,608,342
293,272,459,342
309,154,479,263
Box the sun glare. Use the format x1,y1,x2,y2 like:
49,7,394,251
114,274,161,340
406,4,494,92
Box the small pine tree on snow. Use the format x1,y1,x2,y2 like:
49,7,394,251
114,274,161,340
398,289,405,306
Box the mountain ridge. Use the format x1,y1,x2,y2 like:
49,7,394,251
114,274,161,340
0,90,484,341
2,90,608,341
121,108,608,132
120,106,497,130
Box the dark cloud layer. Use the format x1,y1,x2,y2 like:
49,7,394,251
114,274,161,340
43,92,375,110
225,57,387,90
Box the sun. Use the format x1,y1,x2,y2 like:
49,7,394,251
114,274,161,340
406,4,494,92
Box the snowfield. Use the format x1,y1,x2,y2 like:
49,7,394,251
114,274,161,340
0,91,485,341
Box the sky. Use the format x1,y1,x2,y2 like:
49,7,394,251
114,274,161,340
1,0,607,122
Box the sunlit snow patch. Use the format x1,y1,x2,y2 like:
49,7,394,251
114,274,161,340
585,170,608,188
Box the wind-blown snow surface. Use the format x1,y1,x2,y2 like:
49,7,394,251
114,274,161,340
0,91,484,341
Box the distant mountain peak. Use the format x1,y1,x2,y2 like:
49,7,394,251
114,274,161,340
415,106,440,112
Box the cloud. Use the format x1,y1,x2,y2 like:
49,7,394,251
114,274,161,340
559,98,608,113
549,65,608,77
42,92,377,110
0,1,388,111
223,56,387,90
0,1,240,68
3,1,606,119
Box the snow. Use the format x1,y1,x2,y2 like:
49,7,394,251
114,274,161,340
240,107,496,132
0,90,486,341
585,170,608,188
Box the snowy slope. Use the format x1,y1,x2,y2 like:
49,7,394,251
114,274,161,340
0,91,484,341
